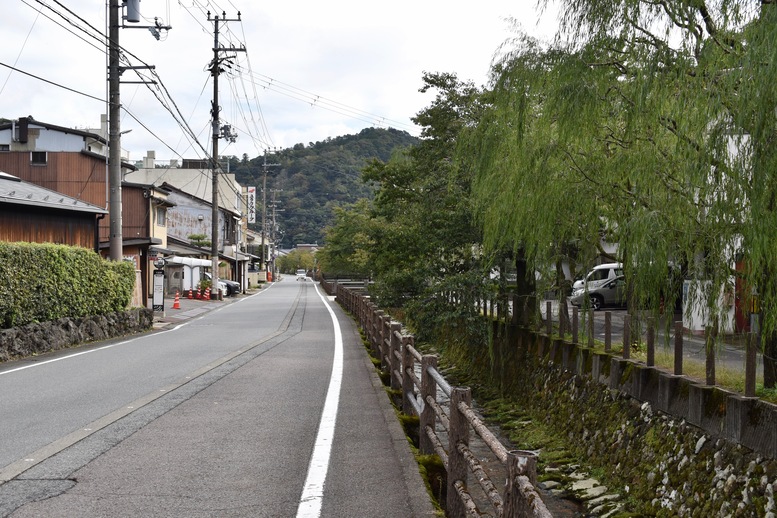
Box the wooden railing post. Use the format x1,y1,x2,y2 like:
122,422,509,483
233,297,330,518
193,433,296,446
546,301,552,336
647,317,655,367
746,330,757,397
375,309,385,361
674,321,684,375
419,354,437,455
511,293,519,325
401,335,414,411
390,322,402,390
447,387,471,518
587,309,594,348
604,311,612,352
623,314,631,359
505,450,551,518
572,306,579,344
705,325,716,386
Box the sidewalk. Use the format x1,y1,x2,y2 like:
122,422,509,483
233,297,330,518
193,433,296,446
151,288,256,329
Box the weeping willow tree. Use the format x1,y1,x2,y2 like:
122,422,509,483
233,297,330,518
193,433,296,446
551,0,777,384
463,1,777,384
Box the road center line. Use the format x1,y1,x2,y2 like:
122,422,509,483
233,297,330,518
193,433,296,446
296,284,344,518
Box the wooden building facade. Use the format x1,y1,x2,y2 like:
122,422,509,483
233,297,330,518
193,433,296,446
0,172,106,249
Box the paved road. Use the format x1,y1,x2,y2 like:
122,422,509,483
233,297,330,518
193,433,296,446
0,279,434,517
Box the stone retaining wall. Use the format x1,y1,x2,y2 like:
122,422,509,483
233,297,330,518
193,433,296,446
0,308,154,362
462,323,777,516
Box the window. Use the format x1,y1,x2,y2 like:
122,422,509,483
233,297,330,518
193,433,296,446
155,206,166,226
30,151,47,165
0,144,9,152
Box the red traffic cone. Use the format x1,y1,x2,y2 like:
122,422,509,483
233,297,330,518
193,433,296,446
187,289,193,299
204,287,211,300
172,291,181,309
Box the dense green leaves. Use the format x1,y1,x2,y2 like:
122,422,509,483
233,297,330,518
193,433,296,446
0,243,135,328
229,127,417,246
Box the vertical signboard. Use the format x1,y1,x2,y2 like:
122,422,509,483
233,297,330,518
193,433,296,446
153,269,165,312
247,186,256,224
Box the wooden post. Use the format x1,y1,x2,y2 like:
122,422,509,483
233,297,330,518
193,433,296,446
402,335,414,413
705,325,716,386
420,355,437,455
674,321,684,375
587,309,594,348
604,311,612,352
447,387,471,518
746,331,757,397
647,317,655,367
390,322,402,391
504,450,541,517
623,314,631,359
558,299,567,338
546,301,552,336
373,306,381,357
572,306,579,344
511,293,519,325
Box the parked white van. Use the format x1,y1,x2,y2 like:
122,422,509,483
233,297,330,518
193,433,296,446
572,263,624,293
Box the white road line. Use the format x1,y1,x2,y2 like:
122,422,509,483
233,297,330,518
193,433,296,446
296,284,344,518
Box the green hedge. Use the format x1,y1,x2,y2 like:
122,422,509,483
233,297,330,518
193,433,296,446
0,242,136,328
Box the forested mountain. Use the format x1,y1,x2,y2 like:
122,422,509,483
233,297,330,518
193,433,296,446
228,127,417,247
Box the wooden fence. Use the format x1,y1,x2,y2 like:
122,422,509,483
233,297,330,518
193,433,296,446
324,278,552,518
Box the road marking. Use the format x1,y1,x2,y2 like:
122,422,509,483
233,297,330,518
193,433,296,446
296,284,344,518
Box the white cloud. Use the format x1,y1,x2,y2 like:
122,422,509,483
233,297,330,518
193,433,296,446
1,1,559,162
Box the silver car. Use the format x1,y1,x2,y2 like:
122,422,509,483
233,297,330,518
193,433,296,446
569,276,626,310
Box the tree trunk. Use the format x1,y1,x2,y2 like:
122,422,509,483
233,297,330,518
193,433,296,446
515,248,537,326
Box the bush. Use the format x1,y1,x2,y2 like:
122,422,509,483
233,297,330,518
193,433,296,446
0,242,136,328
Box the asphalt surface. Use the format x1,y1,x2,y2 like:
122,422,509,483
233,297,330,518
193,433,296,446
0,278,436,517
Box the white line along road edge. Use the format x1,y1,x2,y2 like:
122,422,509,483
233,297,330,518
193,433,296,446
296,284,344,518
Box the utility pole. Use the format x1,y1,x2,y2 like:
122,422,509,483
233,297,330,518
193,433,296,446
108,0,122,260
207,11,244,297
260,150,280,272
107,0,169,261
269,190,284,279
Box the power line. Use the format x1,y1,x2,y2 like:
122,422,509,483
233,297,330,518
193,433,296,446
0,61,103,103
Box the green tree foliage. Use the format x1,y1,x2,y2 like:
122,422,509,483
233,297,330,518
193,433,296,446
276,249,316,274
229,128,417,247
326,72,492,340
464,0,777,382
316,199,376,277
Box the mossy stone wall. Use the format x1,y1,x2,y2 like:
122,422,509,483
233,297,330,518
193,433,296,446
449,323,777,516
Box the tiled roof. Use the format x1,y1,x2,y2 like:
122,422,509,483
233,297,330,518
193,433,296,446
0,171,107,214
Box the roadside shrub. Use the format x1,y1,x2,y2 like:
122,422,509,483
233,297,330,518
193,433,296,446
0,242,136,328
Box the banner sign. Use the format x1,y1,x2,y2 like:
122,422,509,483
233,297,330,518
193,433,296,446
247,186,256,223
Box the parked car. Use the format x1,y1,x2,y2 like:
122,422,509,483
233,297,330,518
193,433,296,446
572,263,624,292
204,273,240,296
569,275,627,310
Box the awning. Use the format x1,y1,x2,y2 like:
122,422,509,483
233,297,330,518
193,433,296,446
166,256,213,268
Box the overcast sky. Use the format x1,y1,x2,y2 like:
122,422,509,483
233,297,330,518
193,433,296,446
2,1,560,163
